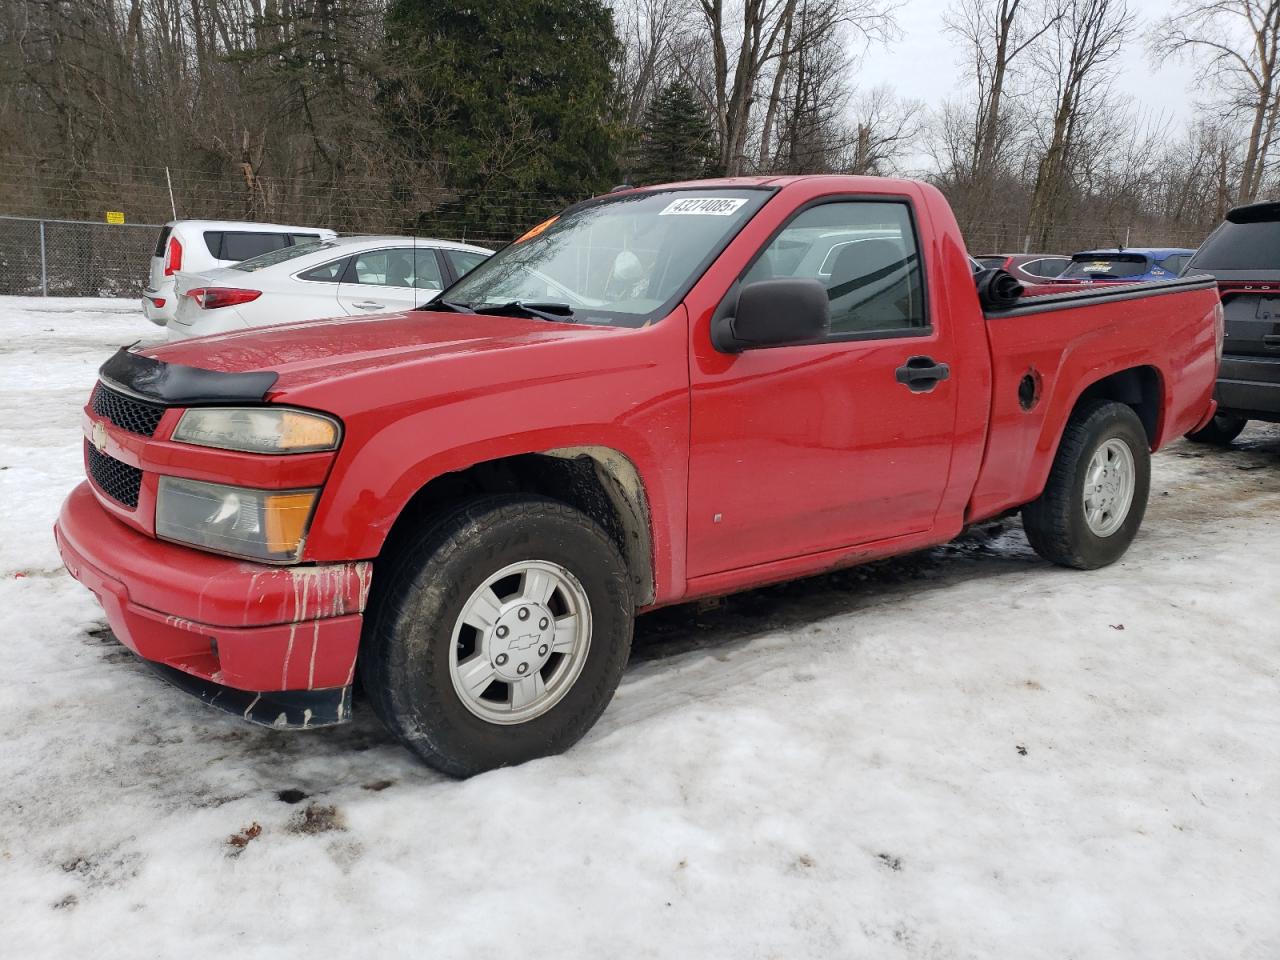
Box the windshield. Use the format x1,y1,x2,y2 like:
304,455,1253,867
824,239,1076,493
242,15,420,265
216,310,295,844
1060,254,1149,279
439,188,773,326
231,241,336,272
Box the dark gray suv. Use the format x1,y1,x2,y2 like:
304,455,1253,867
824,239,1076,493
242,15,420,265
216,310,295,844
1183,201,1280,444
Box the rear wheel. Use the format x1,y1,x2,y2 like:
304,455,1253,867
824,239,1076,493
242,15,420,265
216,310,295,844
1185,413,1247,446
1022,400,1151,570
361,495,633,777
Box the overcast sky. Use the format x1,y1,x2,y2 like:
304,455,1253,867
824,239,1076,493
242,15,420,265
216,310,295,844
856,0,1204,173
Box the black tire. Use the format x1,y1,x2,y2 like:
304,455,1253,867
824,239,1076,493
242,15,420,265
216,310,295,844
1022,400,1151,570
360,495,634,778
1185,413,1247,446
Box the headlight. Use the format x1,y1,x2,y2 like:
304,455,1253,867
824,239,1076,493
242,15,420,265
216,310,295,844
156,476,319,562
173,407,340,454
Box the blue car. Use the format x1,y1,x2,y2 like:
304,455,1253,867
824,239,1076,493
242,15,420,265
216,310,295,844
1052,247,1197,286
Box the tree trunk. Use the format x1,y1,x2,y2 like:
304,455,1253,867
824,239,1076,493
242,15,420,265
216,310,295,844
757,6,794,171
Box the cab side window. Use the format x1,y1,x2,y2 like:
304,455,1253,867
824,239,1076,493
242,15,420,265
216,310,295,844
742,201,926,337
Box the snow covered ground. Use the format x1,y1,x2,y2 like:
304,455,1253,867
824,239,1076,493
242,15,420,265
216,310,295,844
1,295,1278,958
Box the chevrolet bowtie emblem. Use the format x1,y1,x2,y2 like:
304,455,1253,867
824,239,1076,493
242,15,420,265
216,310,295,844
91,420,108,454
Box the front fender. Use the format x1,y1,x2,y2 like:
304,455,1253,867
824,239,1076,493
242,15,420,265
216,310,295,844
297,314,692,604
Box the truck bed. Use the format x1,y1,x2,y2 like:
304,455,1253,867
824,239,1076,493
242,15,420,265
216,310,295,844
966,276,1222,523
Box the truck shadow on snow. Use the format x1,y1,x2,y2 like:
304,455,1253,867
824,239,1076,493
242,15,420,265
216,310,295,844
630,518,1035,663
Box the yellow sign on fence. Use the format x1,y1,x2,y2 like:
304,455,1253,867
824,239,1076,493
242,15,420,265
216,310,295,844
105,211,125,224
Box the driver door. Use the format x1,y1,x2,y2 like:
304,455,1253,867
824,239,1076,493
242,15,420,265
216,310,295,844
686,198,961,578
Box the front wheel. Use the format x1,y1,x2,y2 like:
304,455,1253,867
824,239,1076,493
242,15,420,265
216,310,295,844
360,495,634,777
1022,400,1151,570
1185,413,1247,446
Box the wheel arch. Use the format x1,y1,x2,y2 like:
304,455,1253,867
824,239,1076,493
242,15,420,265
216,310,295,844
1070,364,1164,448
1017,363,1165,514
376,446,656,607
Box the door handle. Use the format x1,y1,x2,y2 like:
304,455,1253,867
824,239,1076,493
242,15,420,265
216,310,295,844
895,356,950,393
1263,334,1280,350
352,300,385,310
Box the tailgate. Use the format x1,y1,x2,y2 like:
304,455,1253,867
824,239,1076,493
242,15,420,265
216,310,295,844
1221,291,1280,358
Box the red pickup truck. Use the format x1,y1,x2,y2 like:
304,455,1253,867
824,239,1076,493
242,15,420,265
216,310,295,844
56,176,1222,776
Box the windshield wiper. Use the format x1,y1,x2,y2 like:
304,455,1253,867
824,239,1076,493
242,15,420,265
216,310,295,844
470,301,577,323
418,297,470,313
418,298,577,322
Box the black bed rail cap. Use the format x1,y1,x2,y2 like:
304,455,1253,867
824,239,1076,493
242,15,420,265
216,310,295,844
98,346,279,406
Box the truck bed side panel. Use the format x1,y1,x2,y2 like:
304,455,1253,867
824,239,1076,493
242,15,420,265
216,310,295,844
967,280,1220,522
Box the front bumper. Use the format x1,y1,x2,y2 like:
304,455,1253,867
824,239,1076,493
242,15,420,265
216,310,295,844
149,663,353,727
55,482,370,727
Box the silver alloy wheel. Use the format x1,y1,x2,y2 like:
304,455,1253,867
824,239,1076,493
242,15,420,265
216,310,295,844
1082,437,1136,538
448,560,592,725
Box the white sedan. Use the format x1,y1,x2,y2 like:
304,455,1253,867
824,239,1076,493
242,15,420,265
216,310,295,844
168,235,493,339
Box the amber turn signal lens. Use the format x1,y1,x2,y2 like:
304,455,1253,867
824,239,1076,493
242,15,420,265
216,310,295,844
278,411,340,451
156,477,321,562
264,491,319,555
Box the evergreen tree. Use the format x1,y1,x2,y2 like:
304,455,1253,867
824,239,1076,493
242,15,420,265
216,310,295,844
380,0,623,238
631,83,718,185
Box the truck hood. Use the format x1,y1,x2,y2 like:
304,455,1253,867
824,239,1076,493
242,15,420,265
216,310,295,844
145,309,615,393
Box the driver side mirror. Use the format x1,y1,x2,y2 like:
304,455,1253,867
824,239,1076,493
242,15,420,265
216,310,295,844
712,278,830,353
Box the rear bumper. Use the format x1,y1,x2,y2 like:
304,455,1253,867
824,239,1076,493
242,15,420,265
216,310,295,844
166,306,250,341
1216,356,1280,421
55,482,369,716
142,286,175,325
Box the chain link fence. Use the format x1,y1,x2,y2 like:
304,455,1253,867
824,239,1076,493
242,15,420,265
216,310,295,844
960,221,1208,257
0,205,1214,300
0,215,163,297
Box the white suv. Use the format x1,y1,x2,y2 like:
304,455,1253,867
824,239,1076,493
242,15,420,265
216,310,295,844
142,220,337,325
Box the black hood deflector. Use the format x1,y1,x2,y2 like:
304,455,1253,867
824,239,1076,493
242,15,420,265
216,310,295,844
99,347,279,405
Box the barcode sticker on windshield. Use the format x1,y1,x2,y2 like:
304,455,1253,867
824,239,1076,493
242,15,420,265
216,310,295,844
659,197,748,216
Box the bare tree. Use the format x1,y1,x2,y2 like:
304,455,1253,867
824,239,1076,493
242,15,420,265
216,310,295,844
1158,0,1280,202
770,5,852,172
845,86,924,174
944,0,1061,182
613,0,689,127
1026,0,1130,247
688,0,796,174
686,0,894,175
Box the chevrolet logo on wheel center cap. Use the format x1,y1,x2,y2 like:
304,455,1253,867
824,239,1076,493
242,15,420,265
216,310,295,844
91,420,108,454
507,631,542,652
